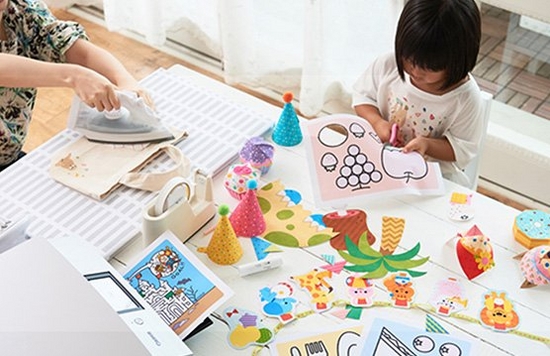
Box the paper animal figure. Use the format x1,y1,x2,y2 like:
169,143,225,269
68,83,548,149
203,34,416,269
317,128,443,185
518,245,550,288
428,277,468,316
479,291,520,332
223,306,274,349
303,114,444,208
229,179,266,237
345,275,375,307
290,268,334,312
259,282,298,324
456,225,494,280
198,205,243,265
239,136,275,175
322,209,376,250
272,92,302,147
383,272,415,309
513,210,550,249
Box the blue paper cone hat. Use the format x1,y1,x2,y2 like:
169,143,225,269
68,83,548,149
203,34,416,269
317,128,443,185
272,92,303,146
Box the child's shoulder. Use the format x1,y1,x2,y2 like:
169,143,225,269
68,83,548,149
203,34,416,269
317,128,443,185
369,52,398,76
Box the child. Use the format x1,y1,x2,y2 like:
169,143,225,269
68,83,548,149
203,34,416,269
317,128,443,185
352,0,484,187
0,0,152,170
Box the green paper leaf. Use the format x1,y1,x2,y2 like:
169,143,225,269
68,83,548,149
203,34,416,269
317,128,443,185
344,259,384,272
344,235,380,260
404,269,428,278
384,256,430,270
384,242,422,261
360,262,389,279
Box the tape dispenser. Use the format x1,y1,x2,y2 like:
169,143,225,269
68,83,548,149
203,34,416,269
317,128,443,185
142,169,216,245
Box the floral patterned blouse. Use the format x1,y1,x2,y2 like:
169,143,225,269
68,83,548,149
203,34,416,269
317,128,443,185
0,0,87,165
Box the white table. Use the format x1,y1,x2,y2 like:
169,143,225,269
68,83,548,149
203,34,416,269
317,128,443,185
113,66,550,355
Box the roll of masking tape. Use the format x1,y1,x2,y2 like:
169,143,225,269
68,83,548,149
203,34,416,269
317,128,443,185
154,177,192,216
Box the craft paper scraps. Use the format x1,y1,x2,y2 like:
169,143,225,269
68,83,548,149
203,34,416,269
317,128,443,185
425,314,449,334
479,291,520,332
229,179,266,237
257,180,336,247
345,274,375,307
456,225,494,280
251,237,272,261
198,204,243,265
270,323,364,356
223,306,274,349
303,113,444,208
428,277,468,316
340,233,429,279
322,209,377,250
513,209,550,249
320,260,347,274
383,272,415,309
259,282,298,324
272,91,303,147
518,245,550,288
322,254,335,265
291,268,334,313
449,191,475,221
380,216,405,255
361,318,472,355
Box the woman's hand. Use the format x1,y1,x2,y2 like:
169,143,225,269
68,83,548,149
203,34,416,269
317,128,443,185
116,78,155,110
69,66,120,112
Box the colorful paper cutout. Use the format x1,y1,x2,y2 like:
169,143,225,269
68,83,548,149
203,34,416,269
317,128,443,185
223,163,261,200
198,205,243,265
456,225,494,280
345,275,375,307
272,92,303,147
322,209,377,250
259,282,298,324
257,180,336,247
383,272,415,309
239,136,274,175
380,216,405,255
513,210,550,249
223,306,274,349
449,192,475,221
320,260,346,274
428,277,468,316
518,245,550,288
251,237,272,261
290,268,334,313
229,179,266,237
339,232,429,279
303,114,444,208
479,291,520,332
425,314,449,334
321,254,335,265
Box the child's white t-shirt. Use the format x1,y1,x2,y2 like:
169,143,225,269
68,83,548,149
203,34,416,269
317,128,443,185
352,53,484,187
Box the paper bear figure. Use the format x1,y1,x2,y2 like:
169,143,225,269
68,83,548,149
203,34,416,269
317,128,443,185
229,179,266,237
272,92,302,147
198,205,243,265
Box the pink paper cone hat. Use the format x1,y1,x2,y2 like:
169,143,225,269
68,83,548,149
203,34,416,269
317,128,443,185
229,179,266,237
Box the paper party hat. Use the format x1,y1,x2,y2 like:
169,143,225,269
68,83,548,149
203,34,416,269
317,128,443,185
272,92,302,147
229,179,266,237
198,205,243,265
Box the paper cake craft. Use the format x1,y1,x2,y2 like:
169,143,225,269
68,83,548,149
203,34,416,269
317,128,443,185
272,92,303,147
518,245,550,288
229,179,266,237
239,136,275,175
303,114,444,207
513,210,550,249
198,205,243,265
455,225,495,280
224,163,261,200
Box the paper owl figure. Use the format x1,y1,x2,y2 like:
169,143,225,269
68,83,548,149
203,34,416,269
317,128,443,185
456,225,495,280
229,179,266,237
272,92,302,147
518,245,550,288
198,205,243,265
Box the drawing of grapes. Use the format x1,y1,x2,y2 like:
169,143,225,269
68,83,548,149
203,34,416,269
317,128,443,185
335,144,382,190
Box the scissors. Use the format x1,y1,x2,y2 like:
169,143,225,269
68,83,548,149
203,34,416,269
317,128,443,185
389,123,400,146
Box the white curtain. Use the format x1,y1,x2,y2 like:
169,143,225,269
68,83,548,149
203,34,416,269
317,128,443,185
45,0,403,117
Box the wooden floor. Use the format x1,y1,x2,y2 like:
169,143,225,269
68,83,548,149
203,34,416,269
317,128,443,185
24,7,530,211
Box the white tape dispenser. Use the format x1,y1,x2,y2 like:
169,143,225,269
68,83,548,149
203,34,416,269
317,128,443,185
142,169,216,246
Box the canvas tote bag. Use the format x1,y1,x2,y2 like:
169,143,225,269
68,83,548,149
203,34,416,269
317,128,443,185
49,130,190,200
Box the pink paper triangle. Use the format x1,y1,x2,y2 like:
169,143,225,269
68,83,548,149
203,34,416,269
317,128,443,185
229,186,266,237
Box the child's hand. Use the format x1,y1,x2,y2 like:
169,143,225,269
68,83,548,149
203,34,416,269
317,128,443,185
372,119,393,143
402,136,429,156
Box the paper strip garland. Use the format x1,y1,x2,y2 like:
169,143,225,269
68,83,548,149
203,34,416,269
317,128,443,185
426,314,449,334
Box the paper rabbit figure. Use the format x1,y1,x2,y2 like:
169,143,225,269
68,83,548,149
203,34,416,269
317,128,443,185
229,179,266,237
198,204,243,265
272,92,302,147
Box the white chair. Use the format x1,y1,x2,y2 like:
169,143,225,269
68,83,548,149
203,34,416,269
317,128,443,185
462,91,493,190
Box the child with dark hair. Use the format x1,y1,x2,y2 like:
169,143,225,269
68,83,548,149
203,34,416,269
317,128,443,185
353,0,483,187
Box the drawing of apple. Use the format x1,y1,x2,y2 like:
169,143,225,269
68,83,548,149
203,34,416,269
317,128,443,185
381,145,428,183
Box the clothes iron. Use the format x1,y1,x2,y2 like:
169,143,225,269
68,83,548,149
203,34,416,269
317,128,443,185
67,91,174,144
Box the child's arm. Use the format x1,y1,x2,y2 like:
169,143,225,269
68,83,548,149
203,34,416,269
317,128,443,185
402,136,456,161
354,104,393,142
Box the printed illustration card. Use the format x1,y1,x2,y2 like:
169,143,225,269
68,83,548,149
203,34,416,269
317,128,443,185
303,114,444,207
123,230,233,338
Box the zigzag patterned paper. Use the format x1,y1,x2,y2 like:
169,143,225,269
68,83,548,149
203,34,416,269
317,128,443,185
380,216,405,255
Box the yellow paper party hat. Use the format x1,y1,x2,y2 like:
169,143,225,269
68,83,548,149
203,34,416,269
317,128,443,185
198,205,243,265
